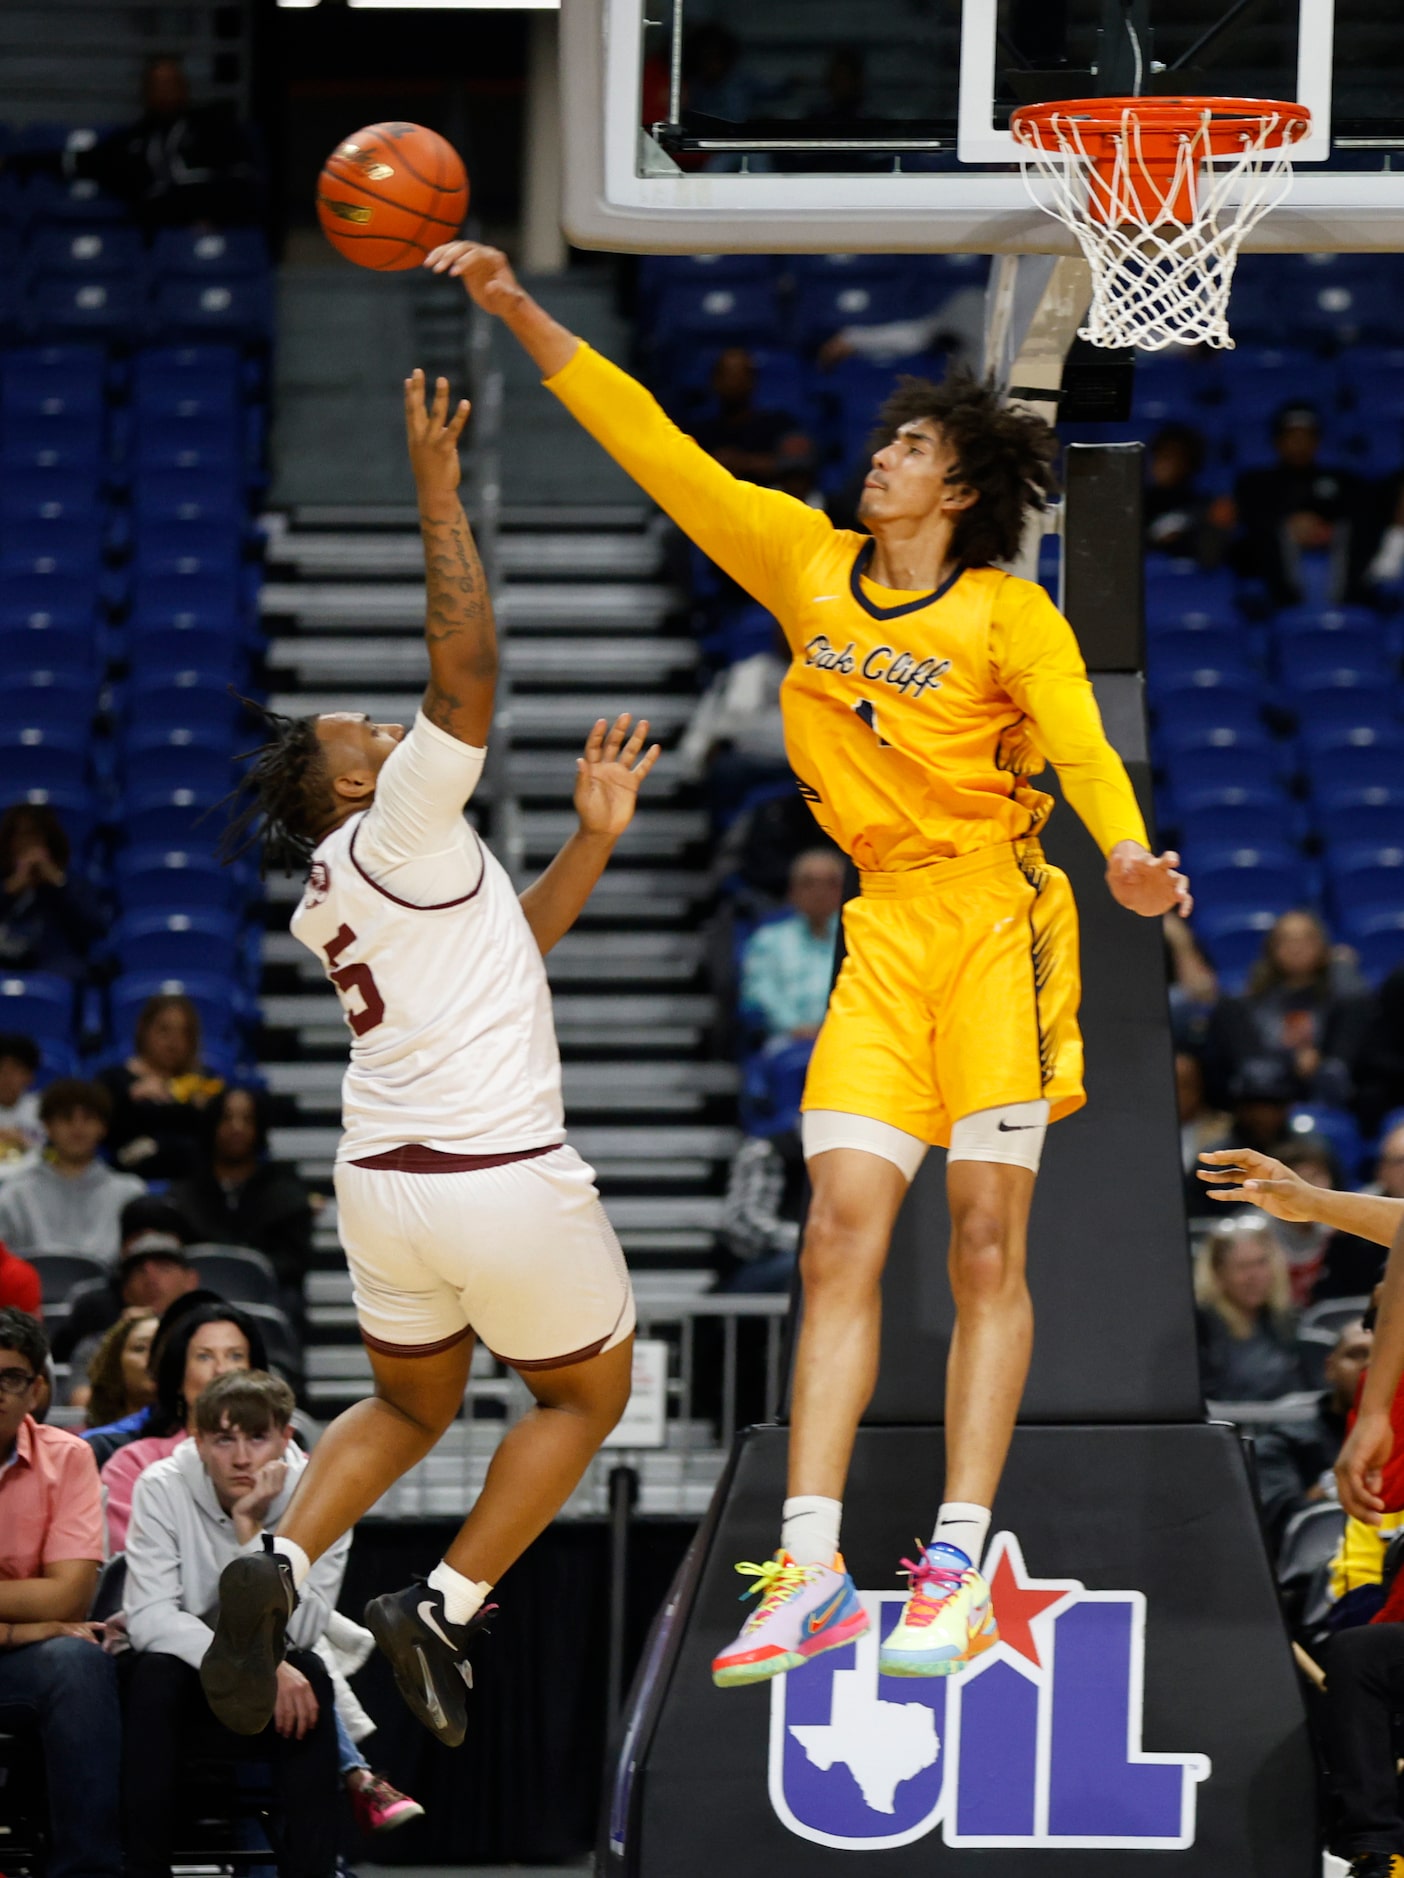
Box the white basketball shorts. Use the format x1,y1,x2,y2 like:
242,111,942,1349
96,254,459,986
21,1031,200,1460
334,1142,635,1369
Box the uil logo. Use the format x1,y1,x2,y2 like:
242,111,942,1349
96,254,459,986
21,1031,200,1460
305,861,331,906
768,1533,1210,1852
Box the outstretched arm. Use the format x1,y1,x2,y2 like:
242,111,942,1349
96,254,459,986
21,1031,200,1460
519,715,660,955
404,368,497,746
1198,1147,1404,1244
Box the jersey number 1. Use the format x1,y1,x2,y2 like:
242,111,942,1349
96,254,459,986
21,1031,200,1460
324,924,386,1037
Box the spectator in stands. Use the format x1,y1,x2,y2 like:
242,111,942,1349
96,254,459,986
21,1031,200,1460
76,1308,159,1426
1227,400,1373,606
0,804,104,984
1178,1050,1228,1216
1306,1121,1404,1304
1202,910,1372,1111
1254,1316,1371,1552
1145,423,1225,566
1166,914,1220,1049
1202,1057,1298,1170
739,848,846,1043
0,1306,120,1878
167,1087,315,1310
0,1079,146,1261
99,993,224,1180
1195,1215,1304,1402
1355,959,1404,1135
0,1032,43,1168
691,349,819,494
122,1370,346,1878
793,45,889,175
720,1125,805,1293
100,1297,266,1547
1274,1134,1345,1303
84,1287,261,1466
52,1196,197,1366
0,1234,40,1315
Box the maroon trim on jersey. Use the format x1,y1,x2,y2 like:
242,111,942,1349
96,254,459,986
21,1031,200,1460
349,1142,559,1174
489,1289,633,1372
360,1323,475,1359
347,817,486,911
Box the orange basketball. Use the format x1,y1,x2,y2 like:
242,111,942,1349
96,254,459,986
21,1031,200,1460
317,122,468,272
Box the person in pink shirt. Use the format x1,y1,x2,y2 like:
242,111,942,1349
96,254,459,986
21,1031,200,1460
0,1305,120,1878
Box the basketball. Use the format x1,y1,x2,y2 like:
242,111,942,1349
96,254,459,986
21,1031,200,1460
317,122,468,272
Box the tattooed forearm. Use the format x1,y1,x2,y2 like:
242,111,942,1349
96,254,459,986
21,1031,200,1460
418,496,497,741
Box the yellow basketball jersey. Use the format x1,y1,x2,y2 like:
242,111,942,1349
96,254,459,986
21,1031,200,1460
548,344,1149,873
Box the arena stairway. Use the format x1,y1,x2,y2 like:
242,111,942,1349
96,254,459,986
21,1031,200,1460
256,502,739,1430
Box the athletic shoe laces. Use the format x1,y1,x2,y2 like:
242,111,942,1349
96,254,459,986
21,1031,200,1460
734,1556,815,1622
897,1547,965,1629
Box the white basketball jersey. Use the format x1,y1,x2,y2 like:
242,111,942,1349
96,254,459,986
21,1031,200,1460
290,717,566,1163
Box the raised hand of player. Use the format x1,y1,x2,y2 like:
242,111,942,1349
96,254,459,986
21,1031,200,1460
404,368,470,504
1196,1147,1320,1222
1105,841,1193,918
574,715,662,842
423,239,525,316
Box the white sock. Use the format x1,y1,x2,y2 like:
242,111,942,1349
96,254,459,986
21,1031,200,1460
781,1495,843,1567
932,1503,991,1567
272,1536,311,1591
427,1559,493,1626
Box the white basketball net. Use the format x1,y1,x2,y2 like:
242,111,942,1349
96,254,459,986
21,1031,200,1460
1014,104,1306,351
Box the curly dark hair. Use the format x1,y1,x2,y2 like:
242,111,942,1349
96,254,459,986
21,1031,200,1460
221,699,335,875
868,370,1059,568
84,1309,160,1429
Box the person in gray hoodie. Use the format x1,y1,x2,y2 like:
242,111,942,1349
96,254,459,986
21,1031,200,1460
121,1370,349,1878
0,1079,145,1261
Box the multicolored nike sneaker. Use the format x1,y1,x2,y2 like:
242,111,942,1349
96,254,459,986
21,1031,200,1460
878,1541,999,1678
711,1551,869,1688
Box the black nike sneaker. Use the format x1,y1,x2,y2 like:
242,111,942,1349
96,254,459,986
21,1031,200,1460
363,1579,495,1748
200,1542,298,1735
1348,1854,1404,1877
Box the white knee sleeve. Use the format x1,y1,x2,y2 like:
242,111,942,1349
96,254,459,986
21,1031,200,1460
800,1110,928,1183
946,1099,1050,1173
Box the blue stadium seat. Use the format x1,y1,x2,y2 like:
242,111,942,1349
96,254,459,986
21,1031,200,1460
1316,791,1404,849
1157,718,1278,768
1344,908,1404,984
1153,691,1266,741
133,408,242,474
150,228,268,281
1299,712,1404,759
1168,774,1288,819
114,845,241,914
790,277,911,354
0,569,100,629
26,274,144,342
26,225,144,279
637,254,777,318
0,466,103,524
0,972,74,1042
1287,1106,1364,1178
112,909,240,980
0,343,106,416
1186,842,1312,911
1326,842,1404,919
1193,905,1296,986
0,516,102,577
132,522,242,581
1143,573,1241,630
149,278,272,344
1146,652,1259,702
0,409,104,472
126,620,245,680
109,970,240,1053
1307,747,1404,796
653,282,784,358
0,620,98,680
788,253,911,283
1279,631,1393,692
121,786,225,850
1276,605,1387,637
127,669,242,733
21,174,128,225
123,735,235,799
1176,807,1293,852
130,571,243,630
132,467,242,525
0,665,96,725
131,345,242,417
0,737,94,802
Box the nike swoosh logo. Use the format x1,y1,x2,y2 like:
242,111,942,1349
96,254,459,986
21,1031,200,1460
807,1588,849,1634
413,1644,448,1730
997,1120,1039,1132
417,1599,458,1651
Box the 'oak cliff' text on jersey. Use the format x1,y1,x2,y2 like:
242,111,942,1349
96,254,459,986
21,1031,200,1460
291,713,566,1164
545,344,1148,875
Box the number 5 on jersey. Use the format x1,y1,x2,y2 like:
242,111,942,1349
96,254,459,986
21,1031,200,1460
324,923,386,1036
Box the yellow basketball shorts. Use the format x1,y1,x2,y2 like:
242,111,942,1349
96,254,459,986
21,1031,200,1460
802,838,1085,1149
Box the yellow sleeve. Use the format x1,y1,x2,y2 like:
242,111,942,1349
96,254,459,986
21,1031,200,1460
544,342,834,621
992,577,1150,858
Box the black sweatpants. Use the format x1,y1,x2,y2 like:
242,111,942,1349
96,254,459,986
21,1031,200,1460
1325,1622,1404,1858
120,1646,339,1878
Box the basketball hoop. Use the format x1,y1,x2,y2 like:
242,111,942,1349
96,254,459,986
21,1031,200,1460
1010,97,1312,352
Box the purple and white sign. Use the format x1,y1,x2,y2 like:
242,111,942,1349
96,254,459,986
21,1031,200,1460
768,1532,1211,1853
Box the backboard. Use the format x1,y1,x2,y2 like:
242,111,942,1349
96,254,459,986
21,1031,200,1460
560,0,1404,252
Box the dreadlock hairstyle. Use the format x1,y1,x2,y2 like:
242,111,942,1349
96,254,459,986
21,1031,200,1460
868,369,1060,568
220,697,335,875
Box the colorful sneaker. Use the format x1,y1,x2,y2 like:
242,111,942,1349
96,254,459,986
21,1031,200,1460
347,1769,426,1834
711,1551,869,1689
878,1542,998,1678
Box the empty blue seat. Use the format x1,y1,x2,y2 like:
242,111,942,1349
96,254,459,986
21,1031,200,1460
1154,690,1266,739
21,174,128,225
0,667,97,724
790,277,911,354
1177,806,1293,852
1143,574,1241,629
1146,652,1259,700
112,908,240,979
1287,1105,1363,1176
115,845,240,914
110,970,239,1052
0,620,98,679
27,274,144,342
1188,843,1312,911
0,409,104,472
131,345,242,416
1300,713,1404,759
122,785,225,850
127,669,242,732
0,726,87,793
132,467,242,525
133,408,242,474
149,278,271,343
1161,747,1281,802
653,282,784,357
0,971,74,1041
0,517,103,577
1309,747,1404,796
1280,631,1393,692
123,736,235,798
0,569,100,629
1316,790,1404,849
0,466,103,524
0,343,106,417
1343,908,1404,984
150,228,268,281
126,620,245,680
1327,843,1404,918
132,522,242,581
26,225,144,279
129,574,242,633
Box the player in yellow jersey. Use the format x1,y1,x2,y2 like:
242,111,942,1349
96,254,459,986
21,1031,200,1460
427,240,1192,1683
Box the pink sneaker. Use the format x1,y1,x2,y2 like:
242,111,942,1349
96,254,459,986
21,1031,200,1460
711,1551,869,1688
348,1771,425,1833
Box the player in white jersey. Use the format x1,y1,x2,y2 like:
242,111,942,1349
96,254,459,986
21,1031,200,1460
200,369,659,1748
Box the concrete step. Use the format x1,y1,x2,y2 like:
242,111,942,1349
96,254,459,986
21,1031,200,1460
262,987,716,1054
270,1122,737,1177
261,864,713,917
264,528,665,582
521,808,709,861
264,927,706,985
267,634,699,684
267,691,695,740
259,581,679,633
264,1056,738,1115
